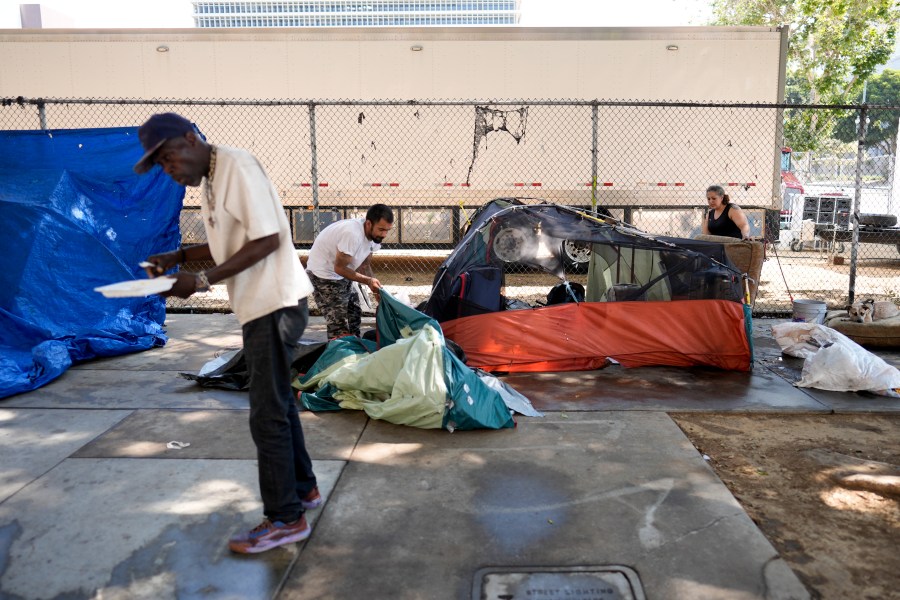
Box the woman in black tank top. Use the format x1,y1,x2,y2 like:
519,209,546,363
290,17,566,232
702,184,751,240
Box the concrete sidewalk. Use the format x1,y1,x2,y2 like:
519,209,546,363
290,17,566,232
1,314,897,599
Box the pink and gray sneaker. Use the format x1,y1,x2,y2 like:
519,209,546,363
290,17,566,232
228,516,311,554
300,486,322,510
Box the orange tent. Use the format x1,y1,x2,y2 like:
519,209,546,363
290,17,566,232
441,299,751,373
424,200,752,373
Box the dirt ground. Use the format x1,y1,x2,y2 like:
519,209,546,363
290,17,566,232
672,413,900,600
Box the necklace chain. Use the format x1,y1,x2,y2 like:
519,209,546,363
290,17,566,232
205,145,217,228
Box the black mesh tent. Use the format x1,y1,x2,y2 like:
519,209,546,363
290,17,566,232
423,199,746,324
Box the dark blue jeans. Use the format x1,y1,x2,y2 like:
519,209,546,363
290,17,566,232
242,299,316,523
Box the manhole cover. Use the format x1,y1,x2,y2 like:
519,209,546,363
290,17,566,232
473,566,645,600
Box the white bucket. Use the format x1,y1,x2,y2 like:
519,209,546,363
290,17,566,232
792,299,827,324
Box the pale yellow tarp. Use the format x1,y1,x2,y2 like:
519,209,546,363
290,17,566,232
298,325,448,429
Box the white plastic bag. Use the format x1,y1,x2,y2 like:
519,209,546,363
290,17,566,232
353,281,376,314
384,287,415,309
771,322,842,359
771,322,900,396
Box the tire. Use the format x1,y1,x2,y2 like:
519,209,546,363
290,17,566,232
834,242,846,254
790,240,804,252
491,227,528,263
560,239,592,273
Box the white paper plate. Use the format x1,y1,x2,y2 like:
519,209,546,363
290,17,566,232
94,278,176,298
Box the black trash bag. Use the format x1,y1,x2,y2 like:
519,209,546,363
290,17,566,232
546,282,585,305
505,297,532,311
180,348,248,390
180,340,328,391
445,338,468,364
290,340,329,375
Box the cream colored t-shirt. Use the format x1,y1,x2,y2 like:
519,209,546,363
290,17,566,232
200,145,313,325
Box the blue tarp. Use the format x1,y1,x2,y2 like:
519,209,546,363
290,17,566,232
0,127,184,398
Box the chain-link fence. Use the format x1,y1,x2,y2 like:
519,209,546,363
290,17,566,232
3,97,898,315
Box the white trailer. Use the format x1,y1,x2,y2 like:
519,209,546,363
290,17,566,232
0,26,789,243
0,26,787,103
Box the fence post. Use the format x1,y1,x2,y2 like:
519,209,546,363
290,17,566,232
308,102,321,237
37,99,46,129
848,105,868,305
890,122,900,214
591,101,598,215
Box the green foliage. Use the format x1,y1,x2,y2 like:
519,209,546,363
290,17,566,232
712,0,900,151
832,69,900,154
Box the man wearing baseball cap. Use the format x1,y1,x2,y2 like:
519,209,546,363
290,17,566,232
135,112,322,554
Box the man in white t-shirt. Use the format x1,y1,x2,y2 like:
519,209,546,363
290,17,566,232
134,113,321,554
306,204,394,339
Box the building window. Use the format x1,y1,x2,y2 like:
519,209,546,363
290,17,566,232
192,0,521,26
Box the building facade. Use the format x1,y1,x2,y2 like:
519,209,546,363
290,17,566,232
192,1,522,28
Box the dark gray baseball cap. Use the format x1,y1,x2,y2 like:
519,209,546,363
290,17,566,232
133,112,195,174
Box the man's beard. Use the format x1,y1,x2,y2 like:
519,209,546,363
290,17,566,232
371,235,385,244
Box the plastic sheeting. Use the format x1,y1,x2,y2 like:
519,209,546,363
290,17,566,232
0,127,184,398
772,322,900,396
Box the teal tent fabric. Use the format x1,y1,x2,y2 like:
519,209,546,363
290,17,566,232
743,303,755,368
294,290,516,431
299,382,344,412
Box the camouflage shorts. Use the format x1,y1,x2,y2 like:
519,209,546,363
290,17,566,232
308,273,361,339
